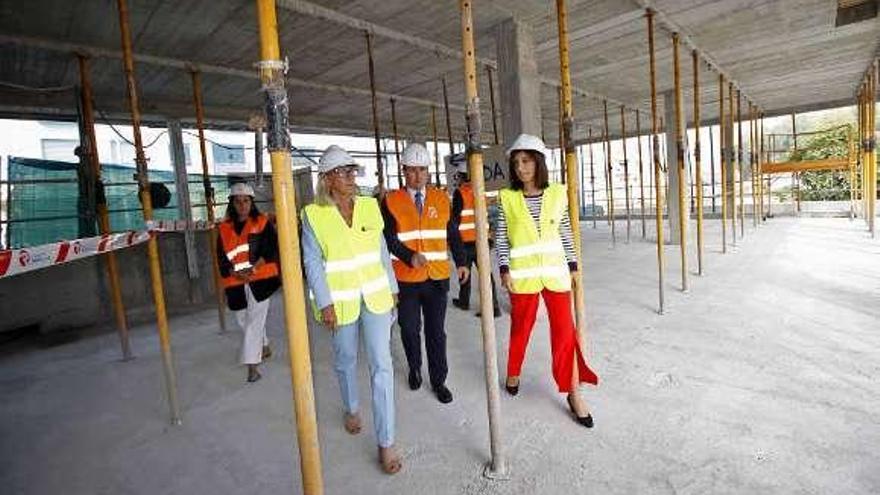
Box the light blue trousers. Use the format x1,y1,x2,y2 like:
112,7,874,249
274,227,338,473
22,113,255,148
330,301,395,448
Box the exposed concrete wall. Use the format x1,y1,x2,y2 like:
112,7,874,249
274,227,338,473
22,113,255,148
663,91,690,245
495,17,541,148
0,232,220,334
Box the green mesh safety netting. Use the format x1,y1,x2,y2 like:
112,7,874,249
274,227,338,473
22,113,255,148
5,156,230,248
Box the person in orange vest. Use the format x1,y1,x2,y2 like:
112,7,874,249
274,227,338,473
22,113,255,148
496,134,598,428
382,143,468,404
451,167,501,317
216,182,280,383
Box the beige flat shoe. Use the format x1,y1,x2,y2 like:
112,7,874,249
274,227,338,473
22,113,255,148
344,412,362,435
378,445,402,475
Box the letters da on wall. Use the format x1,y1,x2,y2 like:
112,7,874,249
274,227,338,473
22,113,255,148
444,145,508,191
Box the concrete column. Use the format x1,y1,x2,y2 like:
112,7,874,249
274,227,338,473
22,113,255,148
495,17,541,147
663,90,690,245
168,119,199,280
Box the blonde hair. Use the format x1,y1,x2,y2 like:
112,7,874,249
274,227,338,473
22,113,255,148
314,173,336,206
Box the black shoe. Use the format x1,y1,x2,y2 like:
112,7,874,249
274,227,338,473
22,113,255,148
433,384,453,404
505,377,519,396
247,368,262,383
408,369,422,390
452,298,469,311
567,394,594,428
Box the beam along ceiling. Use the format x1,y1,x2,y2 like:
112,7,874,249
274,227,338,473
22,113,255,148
0,0,877,144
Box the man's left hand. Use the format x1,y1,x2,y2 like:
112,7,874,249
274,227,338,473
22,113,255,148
457,266,470,282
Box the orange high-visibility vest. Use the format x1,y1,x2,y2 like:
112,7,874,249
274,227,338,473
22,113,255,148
457,183,476,243
218,214,279,288
385,187,450,282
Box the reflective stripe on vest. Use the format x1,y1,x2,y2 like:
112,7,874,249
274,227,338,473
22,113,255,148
385,187,451,282
218,214,280,289
303,196,394,326
457,183,476,243
498,183,570,294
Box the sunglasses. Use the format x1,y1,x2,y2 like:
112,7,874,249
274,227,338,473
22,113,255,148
328,166,359,178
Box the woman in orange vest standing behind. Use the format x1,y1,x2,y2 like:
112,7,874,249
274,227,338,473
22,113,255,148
216,182,280,383
451,167,500,317
496,134,598,427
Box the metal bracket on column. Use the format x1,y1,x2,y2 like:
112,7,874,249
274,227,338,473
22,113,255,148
260,59,291,152
562,116,575,153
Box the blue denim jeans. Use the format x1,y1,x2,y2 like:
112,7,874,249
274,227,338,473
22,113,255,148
330,301,395,447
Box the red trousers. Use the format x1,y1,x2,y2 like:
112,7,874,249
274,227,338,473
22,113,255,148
507,289,598,393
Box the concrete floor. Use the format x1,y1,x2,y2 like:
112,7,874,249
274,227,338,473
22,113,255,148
1,216,878,495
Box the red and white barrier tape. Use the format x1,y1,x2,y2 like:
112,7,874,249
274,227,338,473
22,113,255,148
0,219,215,279
0,231,150,279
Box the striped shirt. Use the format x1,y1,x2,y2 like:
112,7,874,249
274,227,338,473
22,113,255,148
495,191,578,273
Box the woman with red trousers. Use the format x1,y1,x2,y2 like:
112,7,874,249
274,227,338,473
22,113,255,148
496,133,598,428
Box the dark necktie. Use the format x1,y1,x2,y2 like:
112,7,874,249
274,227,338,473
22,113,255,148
415,191,423,215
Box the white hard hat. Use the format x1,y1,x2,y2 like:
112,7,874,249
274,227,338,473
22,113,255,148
401,143,431,168
229,182,255,197
506,133,549,159
318,145,358,174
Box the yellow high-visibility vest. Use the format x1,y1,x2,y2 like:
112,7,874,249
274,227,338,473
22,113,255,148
303,196,394,325
499,183,571,294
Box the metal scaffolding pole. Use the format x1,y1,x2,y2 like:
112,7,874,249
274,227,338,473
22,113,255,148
190,70,228,335
863,88,868,223
752,103,758,227
115,0,180,424
558,86,566,183
486,66,500,145
729,82,737,246
621,105,631,243
859,89,864,220
432,105,441,187
849,111,857,220
792,112,800,214
557,0,593,405
692,50,704,276
672,33,688,292
646,9,665,314
78,54,132,359
719,75,727,253
457,0,506,478
737,90,745,237
589,127,597,228
767,134,773,218
604,99,616,241
390,97,402,188
255,0,324,492
870,66,877,237
365,31,384,191
709,122,716,214
758,112,767,222
637,111,647,238
442,75,455,157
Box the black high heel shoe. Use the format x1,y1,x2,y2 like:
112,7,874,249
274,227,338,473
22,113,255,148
567,394,593,428
505,377,519,396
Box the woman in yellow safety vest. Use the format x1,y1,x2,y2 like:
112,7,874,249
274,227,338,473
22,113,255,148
496,133,599,428
301,145,402,474
216,182,280,383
